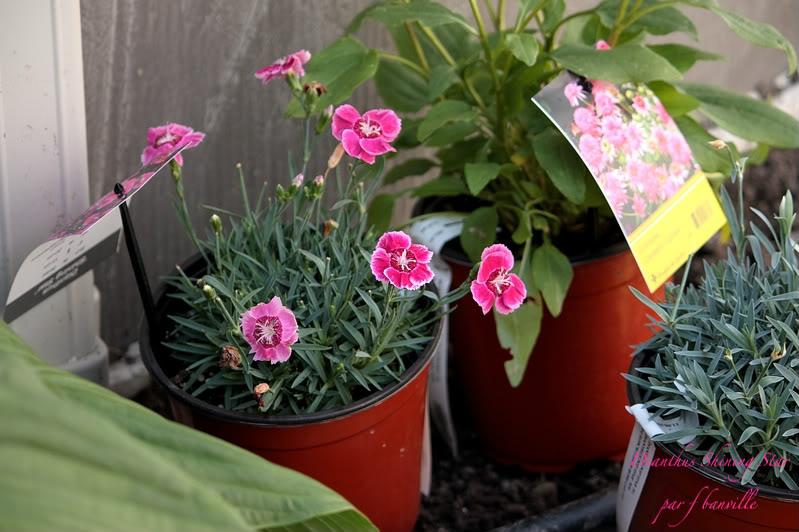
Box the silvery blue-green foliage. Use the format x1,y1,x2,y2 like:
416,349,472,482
626,161,798,489
162,160,457,416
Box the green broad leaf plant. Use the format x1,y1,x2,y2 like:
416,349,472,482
295,0,798,385
0,320,376,531
625,150,799,489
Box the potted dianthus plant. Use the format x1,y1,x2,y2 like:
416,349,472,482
290,0,799,470
621,152,799,532
138,50,526,532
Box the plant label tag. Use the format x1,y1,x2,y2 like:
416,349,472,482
532,72,726,292
2,146,185,322
617,421,656,532
410,214,465,459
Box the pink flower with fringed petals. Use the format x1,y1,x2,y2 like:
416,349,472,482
564,82,585,107
141,123,205,166
332,105,401,164
241,297,299,364
470,244,527,315
370,231,434,290
255,50,311,84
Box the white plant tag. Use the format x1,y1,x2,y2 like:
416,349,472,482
409,215,464,462
618,402,701,531
616,421,656,532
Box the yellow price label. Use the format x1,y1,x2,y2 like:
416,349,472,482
628,171,726,292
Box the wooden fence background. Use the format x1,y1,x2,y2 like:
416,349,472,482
79,0,798,352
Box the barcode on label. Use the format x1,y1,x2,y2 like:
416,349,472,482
691,202,711,228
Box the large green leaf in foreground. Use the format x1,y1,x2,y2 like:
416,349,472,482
0,320,375,532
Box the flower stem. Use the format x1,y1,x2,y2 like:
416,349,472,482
404,23,431,74
377,51,429,78
613,1,682,38
548,9,594,40
468,0,505,145
171,161,209,263
214,296,240,331
416,23,456,66
608,0,631,45
481,0,497,29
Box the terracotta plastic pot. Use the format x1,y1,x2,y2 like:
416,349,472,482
445,243,664,472
140,255,441,532
621,356,799,531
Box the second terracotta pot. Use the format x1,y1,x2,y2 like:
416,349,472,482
446,244,663,471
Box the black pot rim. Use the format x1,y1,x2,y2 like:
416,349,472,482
626,353,799,502
140,254,443,427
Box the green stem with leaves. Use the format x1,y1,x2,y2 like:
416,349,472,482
608,0,632,44
468,0,505,146
171,161,209,263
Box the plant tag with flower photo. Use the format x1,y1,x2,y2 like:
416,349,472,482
2,146,185,322
532,72,726,292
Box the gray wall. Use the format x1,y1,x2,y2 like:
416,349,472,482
80,0,798,353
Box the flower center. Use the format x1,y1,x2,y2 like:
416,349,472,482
487,269,511,296
155,131,180,147
254,316,282,348
354,118,382,139
389,248,417,272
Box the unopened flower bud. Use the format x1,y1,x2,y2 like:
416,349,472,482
315,104,334,134
285,70,302,92
314,174,324,185
724,348,734,362
210,214,223,234
275,184,288,202
203,284,216,300
328,143,345,169
708,139,728,150
254,382,270,408
219,345,241,369
292,173,304,187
